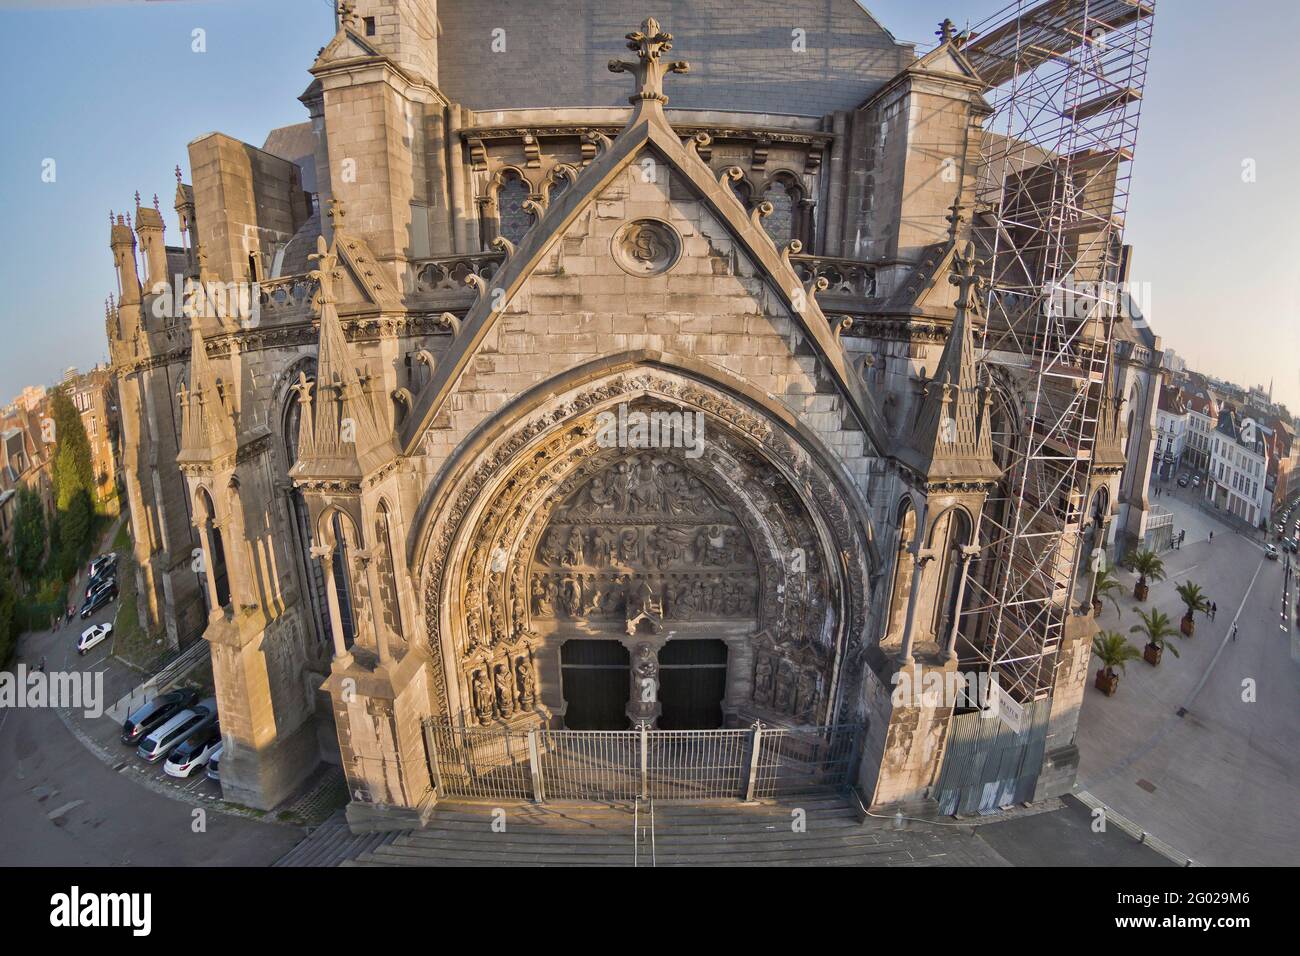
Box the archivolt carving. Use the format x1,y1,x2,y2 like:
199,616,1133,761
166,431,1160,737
418,371,873,725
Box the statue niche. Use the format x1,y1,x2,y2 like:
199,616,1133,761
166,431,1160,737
529,453,759,635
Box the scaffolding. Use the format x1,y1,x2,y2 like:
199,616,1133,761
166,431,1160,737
956,0,1156,702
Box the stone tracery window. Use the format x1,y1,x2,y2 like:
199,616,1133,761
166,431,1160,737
761,173,805,247
496,172,532,246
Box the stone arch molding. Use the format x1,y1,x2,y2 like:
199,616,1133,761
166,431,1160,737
415,364,876,728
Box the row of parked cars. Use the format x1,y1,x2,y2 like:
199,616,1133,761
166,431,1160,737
1272,499,1300,555
120,688,223,780
81,552,120,620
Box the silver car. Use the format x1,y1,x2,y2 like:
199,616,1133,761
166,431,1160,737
136,697,217,763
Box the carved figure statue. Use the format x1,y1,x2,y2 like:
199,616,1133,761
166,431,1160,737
494,663,516,718
473,670,493,724
753,656,773,704
516,657,536,707
563,526,586,566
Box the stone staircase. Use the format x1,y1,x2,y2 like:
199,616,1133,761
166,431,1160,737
270,795,1006,867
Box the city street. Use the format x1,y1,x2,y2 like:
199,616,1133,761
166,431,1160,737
1078,485,1300,865
0,621,304,866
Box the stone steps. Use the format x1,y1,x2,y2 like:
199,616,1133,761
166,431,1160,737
273,811,396,868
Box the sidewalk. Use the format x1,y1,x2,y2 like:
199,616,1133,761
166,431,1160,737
1148,478,1268,552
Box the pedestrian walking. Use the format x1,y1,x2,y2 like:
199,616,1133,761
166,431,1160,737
1231,623,1239,642
1209,531,1214,543
1210,601,1217,620
37,656,46,673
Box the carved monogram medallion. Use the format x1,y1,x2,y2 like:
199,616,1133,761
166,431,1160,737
611,218,681,276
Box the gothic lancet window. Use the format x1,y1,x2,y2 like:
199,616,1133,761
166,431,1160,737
331,512,357,649
496,172,532,247
282,366,330,655
761,173,805,247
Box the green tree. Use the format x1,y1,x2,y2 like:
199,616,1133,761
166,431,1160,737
49,386,94,510
0,550,17,667
1091,565,1126,619
1125,548,1166,599
11,485,46,580
58,488,93,579
1092,630,1141,675
1131,608,1181,660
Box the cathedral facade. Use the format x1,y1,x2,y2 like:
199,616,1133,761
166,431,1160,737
105,1,1139,821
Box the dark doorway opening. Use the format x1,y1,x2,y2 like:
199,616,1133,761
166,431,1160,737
658,639,728,729
560,640,630,730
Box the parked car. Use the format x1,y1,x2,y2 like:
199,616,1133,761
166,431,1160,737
136,698,217,764
1191,475,1201,487
164,724,223,778
1285,538,1299,554
88,553,117,578
1177,474,1189,487
121,688,201,745
80,580,118,618
85,567,117,600
205,742,224,783
1265,544,1279,561
77,622,113,655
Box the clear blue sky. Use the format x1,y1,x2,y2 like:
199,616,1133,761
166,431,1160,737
1,0,1297,411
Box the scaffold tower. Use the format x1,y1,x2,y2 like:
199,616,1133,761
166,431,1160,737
956,0,1156,703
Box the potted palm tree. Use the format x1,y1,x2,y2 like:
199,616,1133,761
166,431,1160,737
1131,607,1179,666
1092,630,1140,696
1091,565,1125,619
1125,549,1166,602
1175,581,1210,637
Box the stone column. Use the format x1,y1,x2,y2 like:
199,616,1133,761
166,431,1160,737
944,550,976,661
899,550,935,664
313,547,352,664
357,548,390,666
196,520,221,614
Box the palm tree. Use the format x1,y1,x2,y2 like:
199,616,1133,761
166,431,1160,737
1130,607,1180,666
1125,549,1166,601
1175,581,1210,636
1092,630,1140,695
1091,565,1125,619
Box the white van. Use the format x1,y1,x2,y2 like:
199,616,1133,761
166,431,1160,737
136,698,216,763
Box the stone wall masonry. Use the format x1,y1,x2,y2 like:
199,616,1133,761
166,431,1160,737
414,164,879,500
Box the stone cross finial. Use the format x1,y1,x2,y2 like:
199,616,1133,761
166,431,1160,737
308,235,339,305
950,240,983,312
290,370,314,408
326,197,346,229
937,18,956,43
175,164,183,184
946,201,966,240
608,17,689,107
153,193,160,211
134,190,141,208
338,0,357,30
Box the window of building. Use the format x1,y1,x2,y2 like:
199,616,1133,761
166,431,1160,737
496,173,532,246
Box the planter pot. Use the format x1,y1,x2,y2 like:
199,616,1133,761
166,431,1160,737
1181,614,1195,637
1092,598,1103,618
1134,581,1149,602
1143,642,1163,666
1094,668,1119,696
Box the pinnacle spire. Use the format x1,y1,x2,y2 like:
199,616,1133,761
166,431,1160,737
179,314,236,460
903,241,997,482
292,234,393,479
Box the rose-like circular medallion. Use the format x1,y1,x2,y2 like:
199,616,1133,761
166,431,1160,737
611,218,682,277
